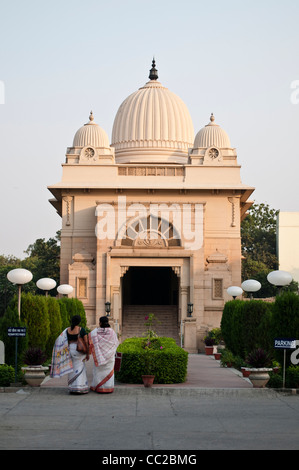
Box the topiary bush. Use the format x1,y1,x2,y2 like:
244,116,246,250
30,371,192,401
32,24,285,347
271,292,299,364
45,296,62,357
58,298,87,328
20,293,50,350
115,337,188,384
221,299,273,360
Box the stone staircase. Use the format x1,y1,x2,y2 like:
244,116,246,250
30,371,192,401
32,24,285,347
121,305,180,344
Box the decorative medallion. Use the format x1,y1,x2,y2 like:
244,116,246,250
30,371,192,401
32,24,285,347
85,147,95,159
208,148,219,159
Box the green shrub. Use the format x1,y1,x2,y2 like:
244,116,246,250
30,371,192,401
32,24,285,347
221,299,273,361
0,303,28,367
58,298,87,328
21,293,50,350
45,296,62,356
286,366,299,388
115,337,188,384
220,300,243,353
0,364,15,386
271,292,299,364
57,299,69,330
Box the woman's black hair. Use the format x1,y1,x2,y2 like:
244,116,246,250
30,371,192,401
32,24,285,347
70,315,81,330
99,316,110,328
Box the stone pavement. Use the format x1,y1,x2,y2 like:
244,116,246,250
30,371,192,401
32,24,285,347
1,354,299,451
41,353,253,391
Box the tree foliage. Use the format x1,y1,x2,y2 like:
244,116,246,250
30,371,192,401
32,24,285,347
0,231,60,317
241,203,298,296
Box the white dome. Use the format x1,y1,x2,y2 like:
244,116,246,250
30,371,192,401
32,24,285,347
111,61,194,164
193,114,231,149
73,112,110,148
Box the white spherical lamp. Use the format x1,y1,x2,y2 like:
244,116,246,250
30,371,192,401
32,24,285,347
241,279,261,298
36,278,57,294
57,284,73,296
227,286,243,299
267,270,293,287
7,268,33,318
7,268,33,285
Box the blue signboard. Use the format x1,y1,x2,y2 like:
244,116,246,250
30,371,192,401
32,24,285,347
274,338,296,349
7,327,26,337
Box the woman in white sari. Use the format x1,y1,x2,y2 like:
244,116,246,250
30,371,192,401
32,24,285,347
50,315,89,394
89,316,119,393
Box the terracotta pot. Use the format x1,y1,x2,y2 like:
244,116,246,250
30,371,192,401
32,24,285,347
241,368,251,378
22,365,49,387
205,346,214,355
214,353,222,360
248,368,272,388
141,375,155,387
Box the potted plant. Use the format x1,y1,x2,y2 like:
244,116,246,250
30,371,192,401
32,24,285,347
214,345,222,360
220,349,235,367
204,336,216,355
22,347,49,387
246,348,273,388
141,340,156,387
141,315,160,387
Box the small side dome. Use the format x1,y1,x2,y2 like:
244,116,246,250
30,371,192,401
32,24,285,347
193,114,231,149
73,111,110,148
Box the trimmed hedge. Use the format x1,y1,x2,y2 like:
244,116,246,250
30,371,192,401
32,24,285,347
221,292,299,365
221,299,272,360
0,294,88,365
115,337,188,384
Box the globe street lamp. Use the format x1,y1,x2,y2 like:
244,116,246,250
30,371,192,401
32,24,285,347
7,268,33,318
36,278,57,296
241,279,261,299
57,284,74,296
227,286,243,300
267,270,293,295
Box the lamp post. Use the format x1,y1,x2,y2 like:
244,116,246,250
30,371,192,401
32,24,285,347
227,286,243,300
267,270,293,295
57,284,73,296
241,279,261,299
7,268,33,318
105,301,111,317
36,278,56,296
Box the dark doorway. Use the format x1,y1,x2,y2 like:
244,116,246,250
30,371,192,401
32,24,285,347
122,267,178,306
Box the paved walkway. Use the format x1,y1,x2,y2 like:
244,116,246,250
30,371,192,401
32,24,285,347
41,353,253,391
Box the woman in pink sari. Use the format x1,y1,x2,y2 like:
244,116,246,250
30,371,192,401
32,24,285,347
89,316,119,393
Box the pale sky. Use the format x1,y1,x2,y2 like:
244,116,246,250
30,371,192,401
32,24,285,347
0,0,299,259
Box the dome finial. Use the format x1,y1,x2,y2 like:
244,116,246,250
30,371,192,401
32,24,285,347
210,113,215,122
89,110,94,122
149,58,158,81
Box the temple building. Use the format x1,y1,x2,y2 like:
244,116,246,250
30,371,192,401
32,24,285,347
48,60,254,352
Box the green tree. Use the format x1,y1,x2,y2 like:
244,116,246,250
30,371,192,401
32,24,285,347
23,231,60,295
241,202,278,272
241,203,291,297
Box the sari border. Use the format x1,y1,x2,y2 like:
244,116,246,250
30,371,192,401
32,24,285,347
90,368,114,393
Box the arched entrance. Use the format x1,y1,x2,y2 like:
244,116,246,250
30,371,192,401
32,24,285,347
121,266,179,341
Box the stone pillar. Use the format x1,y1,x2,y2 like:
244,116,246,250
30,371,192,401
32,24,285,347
184,318,197,353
